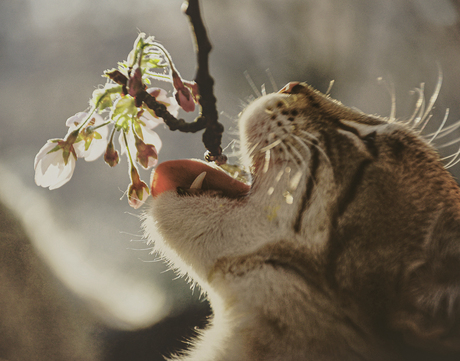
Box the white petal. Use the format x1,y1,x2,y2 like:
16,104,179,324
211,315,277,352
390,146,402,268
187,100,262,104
34,145,76,189
48,156,76,190
82,140,107,162
141,126,162,152
66,112,88,130
34,142,56,170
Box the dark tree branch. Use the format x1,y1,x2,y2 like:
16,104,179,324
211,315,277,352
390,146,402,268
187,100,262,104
183,0,226,164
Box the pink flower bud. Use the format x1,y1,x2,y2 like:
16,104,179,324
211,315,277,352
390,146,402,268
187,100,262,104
128,67,144,98
127,166,150,209
183,80,199,101
104,141,119,167
174,88,196,112
171,69,196,112
134,133,158,169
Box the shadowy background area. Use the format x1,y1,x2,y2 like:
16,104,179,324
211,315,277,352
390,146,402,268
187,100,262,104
1,0,460,359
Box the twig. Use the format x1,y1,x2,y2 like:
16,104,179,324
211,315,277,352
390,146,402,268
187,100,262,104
106,69,207,132
183,0,226,164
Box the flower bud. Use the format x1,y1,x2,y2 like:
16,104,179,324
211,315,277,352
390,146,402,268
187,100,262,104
104,141,119,167
128,67,144,98
127,166,150,209
134,133,158,169
171,69,195,112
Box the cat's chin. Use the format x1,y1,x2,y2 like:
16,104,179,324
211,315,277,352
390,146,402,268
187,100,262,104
150,159,251,199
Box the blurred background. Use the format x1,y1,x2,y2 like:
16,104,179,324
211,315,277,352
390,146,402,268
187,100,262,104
1,0,460,359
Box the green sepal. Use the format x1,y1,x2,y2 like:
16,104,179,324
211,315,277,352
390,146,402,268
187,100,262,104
133,120,143,141
46,144,62,154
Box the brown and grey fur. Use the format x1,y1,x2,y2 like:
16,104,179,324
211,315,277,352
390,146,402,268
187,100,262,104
143,82,460,360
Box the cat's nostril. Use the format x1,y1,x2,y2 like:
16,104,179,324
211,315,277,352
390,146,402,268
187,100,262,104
278,82,300,94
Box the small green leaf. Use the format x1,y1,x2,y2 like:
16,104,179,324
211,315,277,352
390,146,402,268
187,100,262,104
111,96,138,131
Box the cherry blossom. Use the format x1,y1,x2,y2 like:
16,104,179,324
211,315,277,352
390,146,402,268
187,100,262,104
34,140,77,190
66,112,109,161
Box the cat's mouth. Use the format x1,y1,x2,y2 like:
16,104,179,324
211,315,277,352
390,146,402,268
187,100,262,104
150,159,251,199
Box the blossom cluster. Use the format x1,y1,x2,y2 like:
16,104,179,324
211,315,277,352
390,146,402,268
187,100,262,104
34,33,199,208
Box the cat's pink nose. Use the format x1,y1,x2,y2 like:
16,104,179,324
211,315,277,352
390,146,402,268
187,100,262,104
278,82,300,94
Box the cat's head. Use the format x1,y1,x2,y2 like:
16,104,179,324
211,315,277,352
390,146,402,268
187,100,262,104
238,82,460,352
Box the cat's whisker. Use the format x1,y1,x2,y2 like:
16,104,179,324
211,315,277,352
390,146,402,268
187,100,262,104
290,134,312,159
408,84,426,129
377,76,396,123
265,68,278,92
446,156,460,170
278,142,307,173
261,83,267,96
416,71,443,134
275,169,284,183
263,149,271,173
441,149,458,161
417,114,433,134
244,70,262,98
425,115,460,141
289,169,304,191
280,98,290,108
260,138,283,152
421,66,443,126
297,130,320,143
325,80,335,96
286,143,308,171
239,98,251,109
436,136,460,149
405,85,425,128
222,139,239,156
248,141,260,158
295,132,332,168
427,108,449,144
389,84,396,123
219,111,237,123
444,145,460,169
414,85,427,130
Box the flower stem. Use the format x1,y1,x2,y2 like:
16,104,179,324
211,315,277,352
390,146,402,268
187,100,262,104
91,120,112,131
123,131,135,167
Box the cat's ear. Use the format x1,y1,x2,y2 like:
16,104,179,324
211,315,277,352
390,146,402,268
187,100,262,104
391,209,460,353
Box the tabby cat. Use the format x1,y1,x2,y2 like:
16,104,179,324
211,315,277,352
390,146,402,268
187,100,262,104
143,81,460,360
